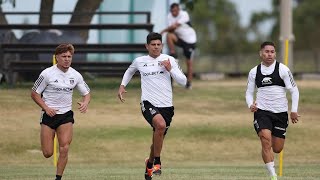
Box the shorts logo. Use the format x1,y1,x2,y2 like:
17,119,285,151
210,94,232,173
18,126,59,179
274,126,286,131
141,102,146,112
254,119,259,129
149,108,156,115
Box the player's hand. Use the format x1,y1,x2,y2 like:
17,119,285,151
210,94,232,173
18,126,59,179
44,107,58,117
161,59,172,71
250,102,258,112
118,85,127,103
77,101,88,113
290,112,300,124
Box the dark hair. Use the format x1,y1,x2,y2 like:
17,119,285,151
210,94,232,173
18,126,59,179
146,32,162,44
55,43,75,55
170,3,179,10
260,41,276,49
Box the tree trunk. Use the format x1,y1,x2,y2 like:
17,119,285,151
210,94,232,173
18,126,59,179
39,0,54,24
69,0,103,41
0,7,8,25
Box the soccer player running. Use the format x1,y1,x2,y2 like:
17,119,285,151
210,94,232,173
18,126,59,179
160,3,197,89
31,44,91,180
117,32,187,180
245,41,300,180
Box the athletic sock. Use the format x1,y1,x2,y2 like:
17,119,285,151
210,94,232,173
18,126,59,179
147,160,153,169
55,175,62,180
154,157,161,165
265,161,277,177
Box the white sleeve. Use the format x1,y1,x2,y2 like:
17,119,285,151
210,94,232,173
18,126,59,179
169,57,187,86
32,70,48,94
177,11,190,24
245,67,257,108
121,59,138,87
279,64,299,112
75,73,90,96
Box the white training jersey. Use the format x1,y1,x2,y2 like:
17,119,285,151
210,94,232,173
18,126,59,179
168,10,197,44
32,65,90,114
121,54,187,107
246,61,299,113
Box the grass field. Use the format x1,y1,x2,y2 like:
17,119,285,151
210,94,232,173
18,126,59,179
0,78,319,180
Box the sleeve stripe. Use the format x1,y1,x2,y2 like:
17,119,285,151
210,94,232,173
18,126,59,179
32,75,44,91
84,82,90,92
288,71,296,87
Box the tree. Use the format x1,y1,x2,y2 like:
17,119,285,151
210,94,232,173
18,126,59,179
69,0,104,41
183,0,250,55
39,0,54,24
0,0,104,42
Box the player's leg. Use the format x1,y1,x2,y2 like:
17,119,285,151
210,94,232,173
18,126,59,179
259,129,277,179
56,122,73,178
166,32,178,56
152,114,166,162
40,124,55,158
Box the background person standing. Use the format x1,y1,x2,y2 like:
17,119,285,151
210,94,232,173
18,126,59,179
160,3,197,89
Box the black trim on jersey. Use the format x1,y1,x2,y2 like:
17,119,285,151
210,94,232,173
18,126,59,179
287,71,296,87
255,61,285,88
32,75,44,91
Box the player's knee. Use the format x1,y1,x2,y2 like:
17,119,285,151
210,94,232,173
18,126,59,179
42,151,53,158
59,144,70,156
273,146,283,153
155,124,166,134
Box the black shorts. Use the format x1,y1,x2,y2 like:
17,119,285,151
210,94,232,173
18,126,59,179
175,38,196,60
140,100,174,135
40,110,74,130
253,109,288,139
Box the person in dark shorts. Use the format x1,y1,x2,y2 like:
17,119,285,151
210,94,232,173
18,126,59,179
160,3,197,89
118,32,186,180
245,41,300,180
31,44,91,180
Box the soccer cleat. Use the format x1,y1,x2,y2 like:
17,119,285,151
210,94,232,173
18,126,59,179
270,175,277,180
145,158,153,180
153,164,162,176
145,168,153,180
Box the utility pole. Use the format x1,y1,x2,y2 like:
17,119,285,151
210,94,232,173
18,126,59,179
279,0,294,70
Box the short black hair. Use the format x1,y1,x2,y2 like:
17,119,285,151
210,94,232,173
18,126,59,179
260,41,276,49
170,3,179,10
146,32,162,44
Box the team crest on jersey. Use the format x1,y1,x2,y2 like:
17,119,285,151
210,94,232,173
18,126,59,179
70,79,74,85
261,77,272,85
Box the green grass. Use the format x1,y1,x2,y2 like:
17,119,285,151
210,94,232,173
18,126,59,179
0,78,319,179
1,164,319,180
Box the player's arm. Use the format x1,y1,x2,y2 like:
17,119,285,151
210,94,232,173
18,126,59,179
280,65,300,123
160,23,179,34
76,76,91,113
164,58,187,86
118,60,138,102
245,68,258,112
31,73,57,117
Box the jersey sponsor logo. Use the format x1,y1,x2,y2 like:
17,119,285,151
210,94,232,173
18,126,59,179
53,87,73,92
142,71,162,76
54,79,58,83
261,77,272,85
